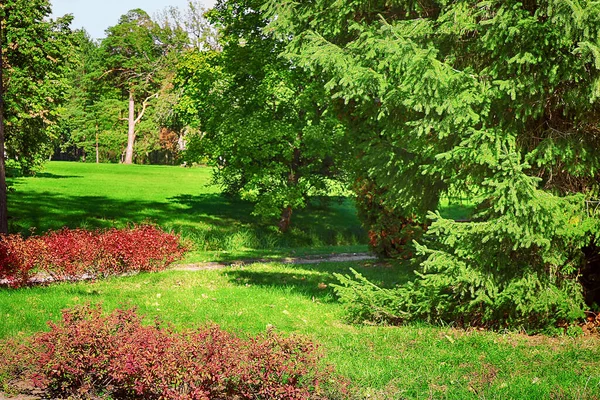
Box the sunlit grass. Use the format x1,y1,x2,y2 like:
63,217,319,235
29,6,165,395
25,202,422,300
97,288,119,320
8,162,367,259
1,262,599,399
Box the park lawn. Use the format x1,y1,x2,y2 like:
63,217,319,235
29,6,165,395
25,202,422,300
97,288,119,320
1,261,599,399
7,161,477,263
7,161,368,260
4,161,595,398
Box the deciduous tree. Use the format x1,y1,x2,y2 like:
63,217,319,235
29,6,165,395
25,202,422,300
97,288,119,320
175,0,346,231
155,0,220,51
0,0,72,233
100,9,185,164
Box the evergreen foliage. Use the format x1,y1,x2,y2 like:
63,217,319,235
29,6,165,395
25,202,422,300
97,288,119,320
54,30,128,163
266,0,600,329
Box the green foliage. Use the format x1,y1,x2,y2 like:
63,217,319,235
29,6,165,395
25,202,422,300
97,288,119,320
0,0,74,173
100,9,166,93
55,10,191,164
54,30,129,162
334,268,407,325
335,154,598,331
265,0,600,328
175,0,347,231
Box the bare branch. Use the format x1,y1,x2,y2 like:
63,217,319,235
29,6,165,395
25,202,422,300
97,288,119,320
98,68,129,80
134,92,159,124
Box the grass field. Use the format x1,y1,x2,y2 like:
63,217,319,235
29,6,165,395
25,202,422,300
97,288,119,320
3,161,599,398
1,262,599,399
8,162,367,261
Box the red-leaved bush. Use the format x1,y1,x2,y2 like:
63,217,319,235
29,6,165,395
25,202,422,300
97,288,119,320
0,226,186,288
0,305,346,399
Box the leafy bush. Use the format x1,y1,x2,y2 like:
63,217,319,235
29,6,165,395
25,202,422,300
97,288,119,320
354,179,426,259
0,225,186,287
0,305,346,399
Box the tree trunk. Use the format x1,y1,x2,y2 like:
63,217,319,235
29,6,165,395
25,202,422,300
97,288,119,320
0,21,8,234
95,123,99,163
124,89,135,164
278,206,293,233
278,144,302,233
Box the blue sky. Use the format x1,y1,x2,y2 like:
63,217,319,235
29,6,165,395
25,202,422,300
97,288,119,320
51,0,216,39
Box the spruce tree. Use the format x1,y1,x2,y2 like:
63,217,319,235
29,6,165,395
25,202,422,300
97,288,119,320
266,0,600,329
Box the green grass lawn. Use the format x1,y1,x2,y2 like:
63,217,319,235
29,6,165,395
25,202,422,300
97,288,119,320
8,162,367,260
7,161,477,262
1,261,598,399
3,161,598,399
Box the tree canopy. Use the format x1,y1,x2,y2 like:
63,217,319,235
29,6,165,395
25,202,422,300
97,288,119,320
0,0,73,232
265,0,600,328
175,0,347,231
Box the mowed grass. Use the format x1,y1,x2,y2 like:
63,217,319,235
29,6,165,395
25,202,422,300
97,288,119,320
4,162,599,398
1,261,599,399
7,162,367,260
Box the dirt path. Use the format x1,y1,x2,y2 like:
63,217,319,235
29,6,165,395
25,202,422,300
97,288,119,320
0,252,377,287
172,252,377,271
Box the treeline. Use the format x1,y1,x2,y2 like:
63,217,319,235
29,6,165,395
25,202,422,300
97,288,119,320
54,2,219,166
2,0,600,331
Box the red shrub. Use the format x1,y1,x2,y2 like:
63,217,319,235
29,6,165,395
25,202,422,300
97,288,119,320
34,228,100,279
2,305,345,399
0,226,186,287
0,234,39,286
97,226,185,274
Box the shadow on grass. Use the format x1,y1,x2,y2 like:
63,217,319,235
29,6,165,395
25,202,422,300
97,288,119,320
225,261,415,303
8,190,366,251
168,194,257,226
9,191,167,234
170,194,366,243
33,172,84,179
184,245,369,263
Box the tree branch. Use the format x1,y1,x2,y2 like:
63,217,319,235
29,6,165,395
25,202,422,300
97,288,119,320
134,92,159,124
98,68,129,80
